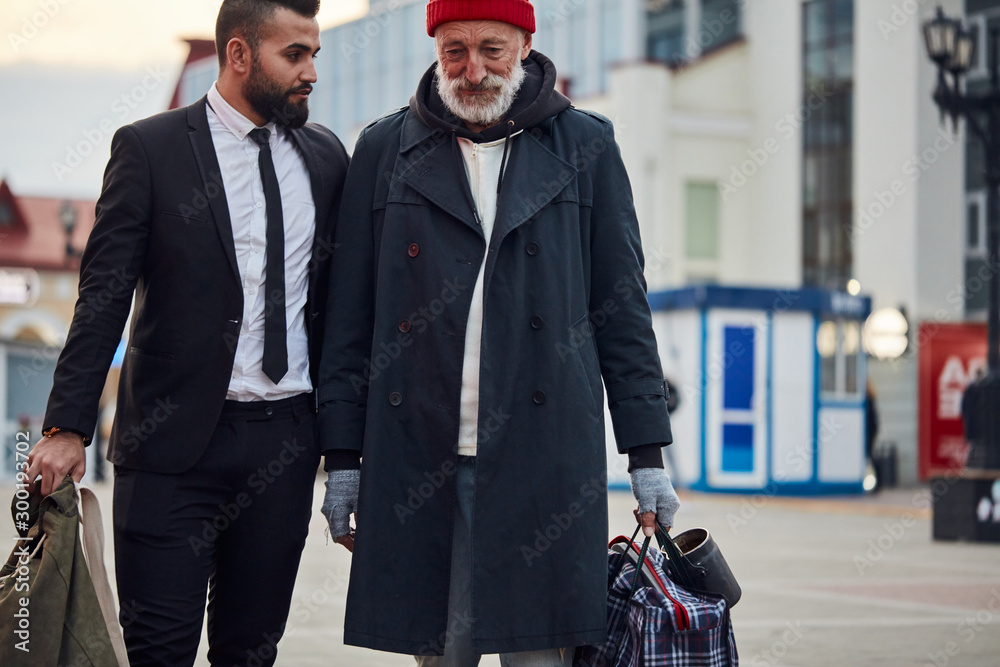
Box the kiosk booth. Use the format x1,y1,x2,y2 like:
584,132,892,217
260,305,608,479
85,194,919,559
604,286,871,495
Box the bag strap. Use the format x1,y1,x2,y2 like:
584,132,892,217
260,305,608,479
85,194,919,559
604,524,655,642
653,524,705,590
76,484,130,667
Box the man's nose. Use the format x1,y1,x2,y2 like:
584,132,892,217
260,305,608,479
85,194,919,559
302,59,318,83
464,52,487,84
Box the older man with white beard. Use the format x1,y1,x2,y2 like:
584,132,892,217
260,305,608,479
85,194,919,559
317,1,681,665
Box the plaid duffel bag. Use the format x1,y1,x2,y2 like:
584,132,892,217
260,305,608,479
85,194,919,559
575,526,738,667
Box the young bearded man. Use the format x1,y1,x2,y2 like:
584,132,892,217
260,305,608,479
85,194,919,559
26,1,349,664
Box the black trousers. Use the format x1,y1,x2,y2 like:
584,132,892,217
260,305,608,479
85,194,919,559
113,395,320,667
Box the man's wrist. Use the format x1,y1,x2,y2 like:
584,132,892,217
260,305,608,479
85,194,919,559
42,426,90,445
324,449,362,471
627,443,665,472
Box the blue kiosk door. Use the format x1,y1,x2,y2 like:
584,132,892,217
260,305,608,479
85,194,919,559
704,311,769,490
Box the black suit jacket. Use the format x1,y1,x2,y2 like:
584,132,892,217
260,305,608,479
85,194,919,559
44,97,349,474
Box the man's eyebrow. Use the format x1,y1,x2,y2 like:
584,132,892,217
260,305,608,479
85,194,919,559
285,42,319,53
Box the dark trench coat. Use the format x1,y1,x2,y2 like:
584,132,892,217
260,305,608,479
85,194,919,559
317,106,672,655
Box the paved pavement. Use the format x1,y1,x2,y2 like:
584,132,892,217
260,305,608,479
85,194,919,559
4,478,999,666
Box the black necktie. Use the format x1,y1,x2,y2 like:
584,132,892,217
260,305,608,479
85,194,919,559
248,128,287,384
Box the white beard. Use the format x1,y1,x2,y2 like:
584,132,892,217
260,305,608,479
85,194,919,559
435,59,527,128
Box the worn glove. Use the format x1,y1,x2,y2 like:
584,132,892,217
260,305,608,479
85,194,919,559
322,469,360,539
630,468,680,535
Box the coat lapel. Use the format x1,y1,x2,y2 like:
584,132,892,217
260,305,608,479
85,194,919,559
492,132,578,246
397,114,481,236
186,98,240,281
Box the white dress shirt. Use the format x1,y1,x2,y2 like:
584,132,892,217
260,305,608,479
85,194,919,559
206,83,315,402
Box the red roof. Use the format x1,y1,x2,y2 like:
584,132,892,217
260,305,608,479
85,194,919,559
0,180,96,272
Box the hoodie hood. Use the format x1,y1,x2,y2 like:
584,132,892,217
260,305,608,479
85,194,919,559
409,50,571,143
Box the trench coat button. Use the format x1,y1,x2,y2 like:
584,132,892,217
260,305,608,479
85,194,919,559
530,316,544,330
408,243,420,257
532,390,547,405
525,242,539,256
389,392,403,406
398,320,412,333
264,407,274,417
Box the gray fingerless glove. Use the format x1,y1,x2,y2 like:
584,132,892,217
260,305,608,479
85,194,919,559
630,468,680,529
322,469,360,538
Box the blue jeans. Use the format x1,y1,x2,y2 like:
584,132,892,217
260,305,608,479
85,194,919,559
414,458,571,667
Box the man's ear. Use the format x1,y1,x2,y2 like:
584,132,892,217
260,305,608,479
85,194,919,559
521,31,532,60
226,37,252,75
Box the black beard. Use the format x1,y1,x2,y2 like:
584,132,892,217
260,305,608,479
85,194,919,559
244,59,310,129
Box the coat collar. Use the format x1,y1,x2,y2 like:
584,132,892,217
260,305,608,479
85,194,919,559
397,110,578,240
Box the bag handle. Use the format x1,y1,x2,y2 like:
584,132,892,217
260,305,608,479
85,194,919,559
653,524,706,590
76,483,130,667
605,524,654,643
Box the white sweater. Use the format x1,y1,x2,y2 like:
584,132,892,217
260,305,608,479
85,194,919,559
455,132,520,456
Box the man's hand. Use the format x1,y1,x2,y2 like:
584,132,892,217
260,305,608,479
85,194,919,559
630,468,680,537
25,431,86,496
322,469,360,552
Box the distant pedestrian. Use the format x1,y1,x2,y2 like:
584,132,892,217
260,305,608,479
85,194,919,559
317,1,680,665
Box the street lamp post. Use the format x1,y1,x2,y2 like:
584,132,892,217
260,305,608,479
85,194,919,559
924,7,1000,471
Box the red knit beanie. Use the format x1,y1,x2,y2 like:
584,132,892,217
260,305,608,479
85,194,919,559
426,0,536,37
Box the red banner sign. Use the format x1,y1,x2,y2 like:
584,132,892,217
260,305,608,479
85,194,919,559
918,322,988,479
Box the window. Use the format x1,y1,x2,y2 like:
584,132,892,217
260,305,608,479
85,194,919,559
0,201,12,227
700,0,741,52
685,182,720,260
967,192,986,254
817,318,862,399
647,0,687,65
802,0,854,290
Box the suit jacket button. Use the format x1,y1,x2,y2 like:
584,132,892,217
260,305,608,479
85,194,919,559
532,391,546,405
525,242,539,256
399,320,412,333
408,243,420,257
530,316,544,330
389,392,403,406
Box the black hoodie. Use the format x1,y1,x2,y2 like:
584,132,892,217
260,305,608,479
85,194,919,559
408,50,571,142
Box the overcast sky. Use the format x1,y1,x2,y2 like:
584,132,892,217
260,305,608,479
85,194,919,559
0,0,367,198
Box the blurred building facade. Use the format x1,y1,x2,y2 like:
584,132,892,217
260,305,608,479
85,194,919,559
165,0,987,487
0,179,107,476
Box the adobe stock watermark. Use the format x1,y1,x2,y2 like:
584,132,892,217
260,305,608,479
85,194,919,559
849,127,958,241
8,0,74,53
393,459,458,524
555,244,673,364
521,473,607,567
724,442,814,534
924,588,1000,667
339,0,403,62
348,277,470,395
286,567,351,629
878,0,932,42
187,437,309,555
747,620,809,667
51,66,170,181
853,470,962,574
718,83,835,201
418,609,476,656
